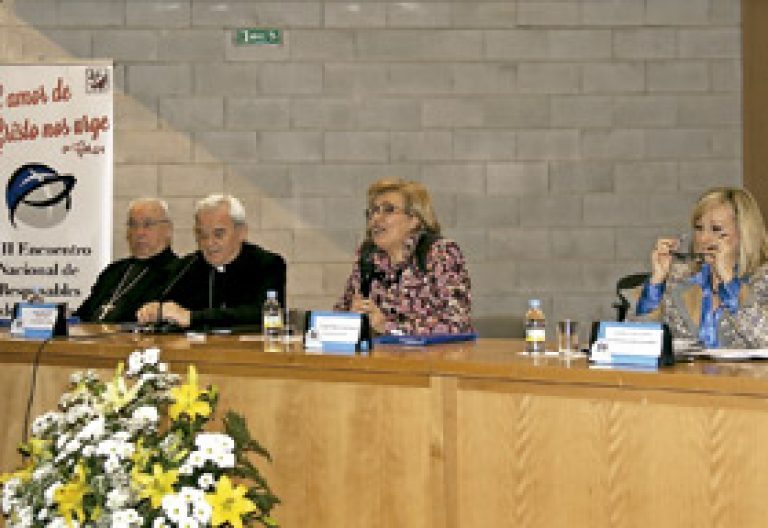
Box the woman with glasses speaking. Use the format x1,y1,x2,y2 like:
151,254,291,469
334,178,473,336
633,187,768,348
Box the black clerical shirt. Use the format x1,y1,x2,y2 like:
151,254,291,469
75,247,179,323
164,242,286,330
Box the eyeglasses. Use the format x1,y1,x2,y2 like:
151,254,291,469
127,219,169,230
671,234,707,262
365,203,409,220
194,227,231,242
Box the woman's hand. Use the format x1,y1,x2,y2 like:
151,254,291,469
650,237,679,285
705,235,737,288
351,295,386,334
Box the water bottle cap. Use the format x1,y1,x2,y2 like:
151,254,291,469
528,299,541,308
266,290,277,299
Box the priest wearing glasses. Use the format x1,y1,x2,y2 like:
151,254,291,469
75,198,179,322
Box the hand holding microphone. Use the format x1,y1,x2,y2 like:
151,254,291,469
351,294,386,334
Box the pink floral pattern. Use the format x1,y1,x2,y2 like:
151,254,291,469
334,235,473,335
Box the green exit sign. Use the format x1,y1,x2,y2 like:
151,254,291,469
235,28,282,46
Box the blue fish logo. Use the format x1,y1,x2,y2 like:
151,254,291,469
6,163,76,228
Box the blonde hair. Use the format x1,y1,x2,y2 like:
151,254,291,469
366,178,441,235
691,187,768,277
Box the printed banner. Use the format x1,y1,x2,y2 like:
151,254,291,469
0,62,113,318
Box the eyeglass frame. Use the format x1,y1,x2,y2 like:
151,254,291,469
126,219,170,230
364,203,412,220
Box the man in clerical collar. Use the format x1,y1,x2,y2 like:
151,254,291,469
137,194,286,330
75,198,178,322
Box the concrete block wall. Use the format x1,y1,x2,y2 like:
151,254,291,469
0,0,742,337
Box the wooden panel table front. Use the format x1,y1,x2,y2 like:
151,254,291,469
2,326,768,527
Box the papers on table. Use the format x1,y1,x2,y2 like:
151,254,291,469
689,348,768,361
374,333,477,346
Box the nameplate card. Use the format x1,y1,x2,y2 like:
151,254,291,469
590,321,664,364
14,303,60,339
304,311,370,354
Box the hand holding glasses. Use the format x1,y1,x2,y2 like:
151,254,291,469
670,232,729,263
651,233,703,285
669,233,707,262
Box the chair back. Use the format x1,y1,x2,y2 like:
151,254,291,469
613,272,650,321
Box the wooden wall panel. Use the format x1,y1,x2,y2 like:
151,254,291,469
0,364,34,470
182,374,437,528
2,366,440,528
743,0,768,217
457,387,768,527
9,338,768,527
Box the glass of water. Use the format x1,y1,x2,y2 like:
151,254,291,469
557,319,579,356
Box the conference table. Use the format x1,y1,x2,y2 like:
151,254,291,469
3,326,768,527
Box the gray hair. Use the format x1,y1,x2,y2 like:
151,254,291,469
127,198,170,219
195,194,247,225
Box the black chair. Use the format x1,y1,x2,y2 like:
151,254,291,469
612,272,650,321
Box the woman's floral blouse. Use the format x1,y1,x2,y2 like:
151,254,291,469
334,234,473,335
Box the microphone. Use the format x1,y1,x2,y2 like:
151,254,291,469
360,257,372,297
360,257,378,297
138,253,198,334
158,252,199,300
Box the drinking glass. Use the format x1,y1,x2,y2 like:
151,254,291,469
557,320,579,356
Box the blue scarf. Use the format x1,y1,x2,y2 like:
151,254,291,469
687,263,741,348
637,263,741,348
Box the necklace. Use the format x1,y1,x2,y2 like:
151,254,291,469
97,263,149,321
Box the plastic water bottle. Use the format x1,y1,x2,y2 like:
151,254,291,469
26,287,44,304
262,290,283,343
525,299,546,354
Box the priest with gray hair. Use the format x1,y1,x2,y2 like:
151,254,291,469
137,193,286,330
76,197,178,322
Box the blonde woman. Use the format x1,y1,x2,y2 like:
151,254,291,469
634,187,768,348
334,178,473,335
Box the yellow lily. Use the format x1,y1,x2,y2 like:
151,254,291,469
27,438,52,460
0,464,33,484
54,463,90,526
130,438,152,477
205,475,257,528
101,362,141,413
169,365,211,420
133,463,179,509
71,377,91,395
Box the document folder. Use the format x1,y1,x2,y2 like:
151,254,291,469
374,333,477,346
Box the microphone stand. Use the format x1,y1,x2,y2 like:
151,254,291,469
140,253,199,334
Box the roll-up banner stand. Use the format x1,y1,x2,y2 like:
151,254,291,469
0,61,113,318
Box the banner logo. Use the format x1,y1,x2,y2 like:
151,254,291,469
6,163,76,228
85,67,110,94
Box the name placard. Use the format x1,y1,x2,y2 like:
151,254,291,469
13,302,63,339
600,321,663,356
304,311,371,354
590,321,671,367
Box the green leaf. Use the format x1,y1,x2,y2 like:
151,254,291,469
224,411,272,461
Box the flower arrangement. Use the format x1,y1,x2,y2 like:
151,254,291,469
1,348,279,527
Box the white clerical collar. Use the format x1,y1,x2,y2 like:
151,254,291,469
216,265,225,273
